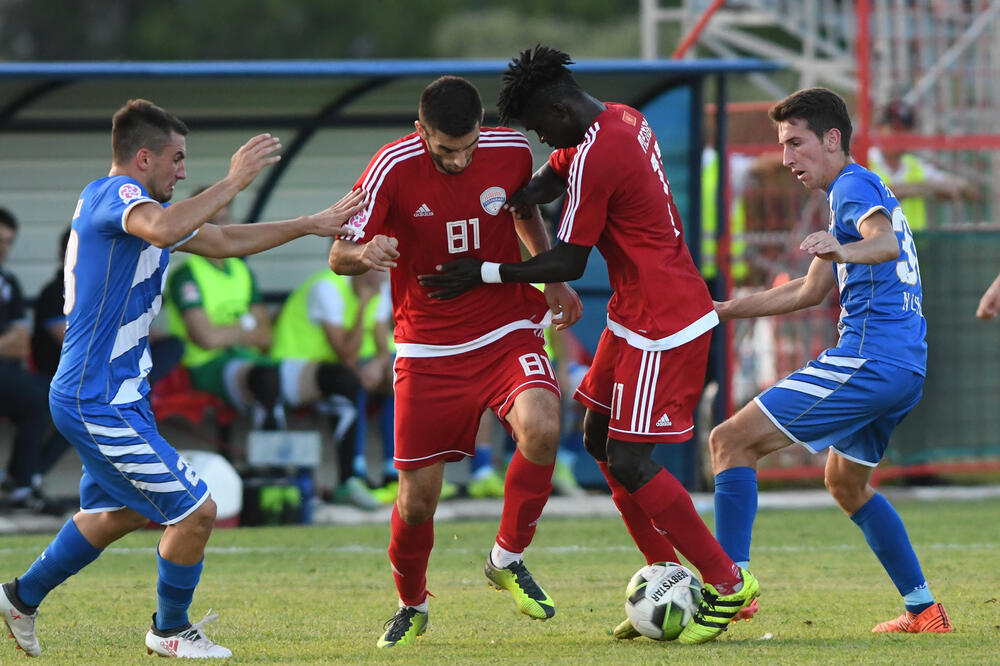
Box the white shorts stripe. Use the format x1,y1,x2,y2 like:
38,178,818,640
799,366,854,383
132,480,187,493
97,442,156,458
817,353,867,368
774,378,833,398
631,350,649,432
114,461,171,475
84,422,139,438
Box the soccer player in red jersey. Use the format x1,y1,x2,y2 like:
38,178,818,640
419,46,759,644
329,75,582,648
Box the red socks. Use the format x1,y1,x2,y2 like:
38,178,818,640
387,504,434,606
597,461,679,564
496,450,554,553
630,468,741,590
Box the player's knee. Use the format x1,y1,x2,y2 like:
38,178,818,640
515,411,560,461
395,491,436,525
605,441,657,493
824,473,865,510
708,422,737,472
181,498,218,541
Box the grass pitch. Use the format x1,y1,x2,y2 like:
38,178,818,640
1,498,997,664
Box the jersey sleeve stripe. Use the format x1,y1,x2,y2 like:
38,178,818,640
120,198,156,234
856,204,891,229
558,123,600,242
354,139,424,236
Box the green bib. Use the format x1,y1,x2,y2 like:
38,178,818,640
271,270,389,363
165,256,255,368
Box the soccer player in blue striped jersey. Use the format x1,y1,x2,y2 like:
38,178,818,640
709,88,951,634
0,99,365,659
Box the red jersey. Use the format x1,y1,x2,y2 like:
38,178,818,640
549,103,717,351
347,127,549,357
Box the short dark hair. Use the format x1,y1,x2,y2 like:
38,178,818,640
768,88,853,155
0,207,17,234
111,99,189,165
419,76,483,137
497,45,579,126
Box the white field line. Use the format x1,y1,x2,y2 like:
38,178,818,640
0,541,995,557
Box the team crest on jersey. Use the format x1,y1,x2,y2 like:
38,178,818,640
117,183,143,204
480,186,506,216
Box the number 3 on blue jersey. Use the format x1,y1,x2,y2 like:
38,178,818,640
891,207,920,286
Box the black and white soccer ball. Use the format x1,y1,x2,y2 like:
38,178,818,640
624,562,703,640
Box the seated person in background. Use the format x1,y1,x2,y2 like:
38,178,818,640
164,193,361,438
867,99,976,233
0,207,60,510
271,266,395,509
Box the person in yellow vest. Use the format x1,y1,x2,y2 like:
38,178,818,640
271,266,419,508
164,196,362,449
867,100,974,233
701,146,751,285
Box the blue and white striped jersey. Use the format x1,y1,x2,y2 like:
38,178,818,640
825,164,927,375
51,176,191,404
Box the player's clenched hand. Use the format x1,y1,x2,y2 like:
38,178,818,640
800,230,845,262
228,134,283,190
502,187,536,220
306,189,368,237
418,257,483,299
713,299,734,322
358,235,399,272
544,282,582,330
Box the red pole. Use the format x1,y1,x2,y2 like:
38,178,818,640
671,0,726,59
855,0,872,166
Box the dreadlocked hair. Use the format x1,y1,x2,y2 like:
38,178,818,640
498,45,577,126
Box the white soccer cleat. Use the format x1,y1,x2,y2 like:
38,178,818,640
1,580,40,657
145,610,232,659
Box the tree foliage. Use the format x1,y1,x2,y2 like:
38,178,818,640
0,0,641,61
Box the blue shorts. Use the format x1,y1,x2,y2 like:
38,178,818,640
755,351,923,467
50,390,210,525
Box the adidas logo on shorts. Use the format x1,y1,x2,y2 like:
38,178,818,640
656,413,672,427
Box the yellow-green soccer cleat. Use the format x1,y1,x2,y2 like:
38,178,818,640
484,557,555,620
467,470,505,499
613,617,642,640
677,568,760,645
376,606,428,648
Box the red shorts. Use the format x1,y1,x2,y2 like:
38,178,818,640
574,328,710,443
392,329,559,470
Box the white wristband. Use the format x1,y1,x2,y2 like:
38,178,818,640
239,313,257,332
480,261,503,284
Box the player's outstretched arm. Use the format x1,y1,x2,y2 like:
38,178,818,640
418,241,590,300
976,272,1000,320
126,134,284,248
179,188,366,258
503,164,567,220
716,256,835,321
329,235,399,275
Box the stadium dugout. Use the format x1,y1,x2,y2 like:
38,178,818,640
0,58,777,488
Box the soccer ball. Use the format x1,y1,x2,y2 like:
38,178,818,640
624,562,703,641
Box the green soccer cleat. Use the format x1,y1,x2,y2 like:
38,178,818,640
376,606,428,648
484,557,555,620
613,617,641,640
467,470,505,499
677,568,760,645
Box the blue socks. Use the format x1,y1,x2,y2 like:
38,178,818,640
156,550,203,631
713,466,758,568
17,519,101,607
850,493,933,613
